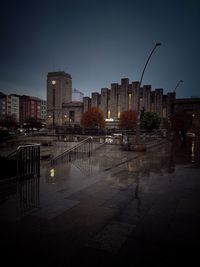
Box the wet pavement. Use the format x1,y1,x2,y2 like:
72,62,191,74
0,137,200,266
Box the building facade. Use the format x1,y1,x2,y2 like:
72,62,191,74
0,92,45,127
173,97,200,132
0,93,20,122
0,92,7,119
91,92,101,108
19,95,42,125
46,73,179,129
83,97,91,113
40,100,47,125
62,102,83,125
46,71,72,128
84,78,176,121
6,94,20,122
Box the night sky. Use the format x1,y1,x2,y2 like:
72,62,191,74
0,0,199,100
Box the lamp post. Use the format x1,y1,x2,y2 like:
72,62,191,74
47,115,52,130
167,79,183,139
173,79,183,93
64,114,67,124
135,43,162,145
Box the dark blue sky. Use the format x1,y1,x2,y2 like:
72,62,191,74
0,0,199,100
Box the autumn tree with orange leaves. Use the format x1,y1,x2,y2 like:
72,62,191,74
119,110,137,130
80,107,105,129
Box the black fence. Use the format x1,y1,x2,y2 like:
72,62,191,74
6,144,40,180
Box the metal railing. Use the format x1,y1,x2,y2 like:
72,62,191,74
7,144,40,179
51,136,93,165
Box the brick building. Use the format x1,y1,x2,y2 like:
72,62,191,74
19,95,42,125
40,100,47,125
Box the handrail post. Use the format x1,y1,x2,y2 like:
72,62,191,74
50,136,93,165
15,144,40,180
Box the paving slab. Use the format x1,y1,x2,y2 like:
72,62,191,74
1,138,200,266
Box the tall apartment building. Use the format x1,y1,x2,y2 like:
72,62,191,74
19,95,41,125
1,92,46,126
6,94,20,122
0,92,7,118
0,93,20,122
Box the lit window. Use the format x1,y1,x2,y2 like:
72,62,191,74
163,108,166,118
50,168,55,177
128,93,132,110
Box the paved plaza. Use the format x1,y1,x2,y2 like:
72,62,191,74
0,137,200,266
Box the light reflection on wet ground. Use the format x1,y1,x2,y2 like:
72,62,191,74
0,138,199,221
0,137,200,265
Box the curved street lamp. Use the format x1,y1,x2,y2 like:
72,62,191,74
166,79,183,138
173,79,183,93
135,42,162,144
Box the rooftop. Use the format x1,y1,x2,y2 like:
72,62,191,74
47,71,72,79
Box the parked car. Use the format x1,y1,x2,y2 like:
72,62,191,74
39,128,48,135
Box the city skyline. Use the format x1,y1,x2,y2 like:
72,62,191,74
0,0,200,100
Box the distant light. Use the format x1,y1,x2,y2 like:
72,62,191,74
105,118,114,122
50,168,55,177
107,110,111,119
105,137,113,143
191,140,195,163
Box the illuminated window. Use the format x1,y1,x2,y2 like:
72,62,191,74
128,93,132,110
107,110,110,119
117,94,120,119
139,98,143,110
50,168,55,177
163,108,166,118
191,140,195,162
